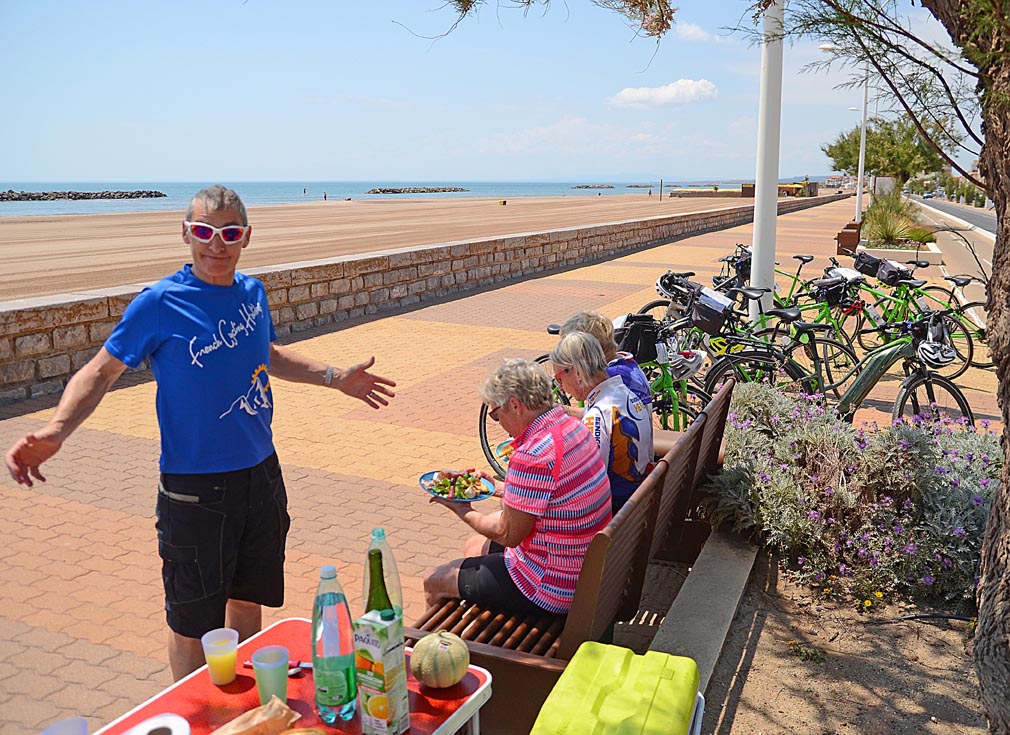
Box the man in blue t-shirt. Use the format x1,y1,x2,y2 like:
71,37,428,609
4,185,396,680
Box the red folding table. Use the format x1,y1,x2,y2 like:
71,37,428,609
94,618,492,735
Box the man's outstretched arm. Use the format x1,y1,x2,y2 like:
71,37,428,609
268,344,396,409
5,347,128,486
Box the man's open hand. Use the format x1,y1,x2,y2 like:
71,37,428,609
335,356,396,409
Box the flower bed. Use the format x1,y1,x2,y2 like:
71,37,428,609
702,383,999,610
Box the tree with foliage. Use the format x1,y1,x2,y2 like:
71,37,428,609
822,115,953,186
447,1,1010,730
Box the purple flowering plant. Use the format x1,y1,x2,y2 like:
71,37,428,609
702,384,1001,609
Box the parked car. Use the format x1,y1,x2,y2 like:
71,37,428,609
923,191,935,199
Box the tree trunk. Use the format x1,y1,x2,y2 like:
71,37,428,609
971,59,1010,735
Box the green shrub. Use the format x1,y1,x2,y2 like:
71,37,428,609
702,383,1000,609
906,225,937,244
862,205,913,245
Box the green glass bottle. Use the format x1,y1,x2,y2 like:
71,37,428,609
365,548,394,614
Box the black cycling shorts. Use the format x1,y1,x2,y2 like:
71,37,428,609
457,542,552,615
156,452,291,639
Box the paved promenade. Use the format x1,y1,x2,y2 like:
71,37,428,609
0,197,999,731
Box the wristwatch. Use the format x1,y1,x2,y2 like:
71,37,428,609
323,365,335,387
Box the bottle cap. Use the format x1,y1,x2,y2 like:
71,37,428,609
321,564,337,579
372,527,386,540
380,609,395,621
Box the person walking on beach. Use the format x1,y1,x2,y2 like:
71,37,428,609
4,185,396,681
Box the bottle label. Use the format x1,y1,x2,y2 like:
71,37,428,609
315,654,355,705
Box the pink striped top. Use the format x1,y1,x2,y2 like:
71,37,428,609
502,406,612,613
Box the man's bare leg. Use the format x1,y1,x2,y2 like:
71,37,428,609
168,632,205,681
226,598,263,642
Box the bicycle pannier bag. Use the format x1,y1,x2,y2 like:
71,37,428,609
690,287,733,336
853,251,881,277
614,314,659,364
876,259,912,286
813,280,848,307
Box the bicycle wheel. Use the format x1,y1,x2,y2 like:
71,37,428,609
784,336,859,400
960,301,993,369
892,373,974,428
637,299,675,322
652,384,711,432
703,350,815,398
478,354,570,479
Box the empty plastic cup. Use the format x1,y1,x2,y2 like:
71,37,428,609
41,717,89,735
200,627,239,685
252,645,290,705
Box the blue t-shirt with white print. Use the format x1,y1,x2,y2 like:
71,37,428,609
104,265,277,473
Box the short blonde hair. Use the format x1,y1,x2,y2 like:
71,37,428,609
549,332,608,382
560,311,618,356
480,358,555,413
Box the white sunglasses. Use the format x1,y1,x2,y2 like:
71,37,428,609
184,220,249,244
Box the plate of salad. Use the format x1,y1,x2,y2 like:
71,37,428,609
419,470,496,502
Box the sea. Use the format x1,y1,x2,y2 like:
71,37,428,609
0,180,763,218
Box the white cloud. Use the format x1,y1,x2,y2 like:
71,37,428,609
674,22,717,43
609,79,717,108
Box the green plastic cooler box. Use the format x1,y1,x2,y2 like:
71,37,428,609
530,641,703,735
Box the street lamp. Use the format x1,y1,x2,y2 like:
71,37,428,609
819,44,869,223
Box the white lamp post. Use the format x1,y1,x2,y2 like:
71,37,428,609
750,0,785,321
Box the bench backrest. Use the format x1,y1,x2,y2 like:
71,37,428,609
650,413,706,559
693,378,735,489
556,460,666,660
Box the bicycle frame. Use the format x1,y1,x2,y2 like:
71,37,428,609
832,338,916,420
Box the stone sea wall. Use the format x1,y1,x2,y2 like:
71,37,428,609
0,194,846,403
0,190,167,201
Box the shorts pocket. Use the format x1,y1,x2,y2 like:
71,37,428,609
156,484,227,605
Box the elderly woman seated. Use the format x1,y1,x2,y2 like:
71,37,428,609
423,358,612,614
559,310,651,408
550,332,654,512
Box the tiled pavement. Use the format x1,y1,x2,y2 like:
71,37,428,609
0,197,999,732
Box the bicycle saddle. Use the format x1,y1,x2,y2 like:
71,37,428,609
897,278,927,288
906,259,931,269
945,275,973,288
546,324,561,335
766,307,801,323
727,286,769,301
793,255,815,264
670,271,695,278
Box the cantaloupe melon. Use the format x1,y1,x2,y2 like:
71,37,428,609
410,631,469,688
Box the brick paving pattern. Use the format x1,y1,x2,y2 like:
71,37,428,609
0,198,999,731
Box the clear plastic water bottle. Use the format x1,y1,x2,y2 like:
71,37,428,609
362,528,403,617
312,564,356,723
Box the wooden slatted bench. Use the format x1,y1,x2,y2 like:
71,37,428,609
405,459,669,735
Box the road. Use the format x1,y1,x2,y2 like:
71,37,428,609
911,196,997,234
911,197,994,304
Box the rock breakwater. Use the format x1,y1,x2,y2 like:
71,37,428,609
1,189,167,202
365,186,469,194
571,184,614,189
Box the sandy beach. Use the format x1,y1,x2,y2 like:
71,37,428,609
0,194,747,301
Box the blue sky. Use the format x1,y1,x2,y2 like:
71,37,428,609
1,1,950,182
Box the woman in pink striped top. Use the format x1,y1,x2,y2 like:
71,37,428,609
423,358,612,614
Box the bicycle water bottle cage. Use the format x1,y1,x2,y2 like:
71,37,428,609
765,307,801,323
